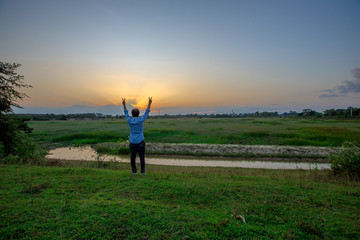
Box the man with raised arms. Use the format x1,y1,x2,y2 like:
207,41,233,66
122,97,152,175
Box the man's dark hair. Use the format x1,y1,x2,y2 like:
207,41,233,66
132,108,140,117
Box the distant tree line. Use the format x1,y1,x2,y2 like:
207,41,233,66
18,113,116,121
16,107,360,120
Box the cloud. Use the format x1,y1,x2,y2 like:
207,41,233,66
318,93,339,98
319,68,360,98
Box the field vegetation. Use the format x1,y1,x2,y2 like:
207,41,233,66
28,118,360,148
1,162,359,239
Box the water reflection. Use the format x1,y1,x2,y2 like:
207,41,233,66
47,147,330,170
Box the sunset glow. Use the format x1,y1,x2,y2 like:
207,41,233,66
1,0,359,115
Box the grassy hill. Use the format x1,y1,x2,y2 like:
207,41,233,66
1,162,359,239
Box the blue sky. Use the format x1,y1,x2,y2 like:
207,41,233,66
1,0,359,114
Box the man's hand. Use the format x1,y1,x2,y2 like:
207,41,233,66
122,98,127,110
148,97,152,109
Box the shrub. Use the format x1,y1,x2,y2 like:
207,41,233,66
117,137,126,143
0,143,4,159
4,132,46,165
117,147,130,154
329,142,360,179
94,144,130,155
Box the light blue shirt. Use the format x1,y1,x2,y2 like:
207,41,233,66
124,109,150,144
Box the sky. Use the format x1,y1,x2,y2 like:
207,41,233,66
1,0,360,115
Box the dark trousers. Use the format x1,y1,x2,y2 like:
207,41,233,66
130,141,145,173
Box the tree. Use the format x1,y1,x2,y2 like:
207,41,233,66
0,61,43,160
0,62,31,113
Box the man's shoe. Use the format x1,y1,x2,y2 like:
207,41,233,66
141,172,146,175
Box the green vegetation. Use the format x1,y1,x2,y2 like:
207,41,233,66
4,103,360,238
2,87,358,239
329,142,360,179
94,142,330,160
95,144,130,155
1,163,359,239
29,118,360,147
0,61,46,163
52,132,126,145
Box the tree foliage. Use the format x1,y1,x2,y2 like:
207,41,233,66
0,62,31,113
0,61,44,161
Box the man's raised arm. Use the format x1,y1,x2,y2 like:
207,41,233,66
122,98,131,121
147,97,152,110
122,98,127,110
141,97,152,121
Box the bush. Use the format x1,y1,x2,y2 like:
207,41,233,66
94,144,130,155
2,132,46,165
117,147,130,154
329,142,360,179
0,143,4,159
15,133,46,165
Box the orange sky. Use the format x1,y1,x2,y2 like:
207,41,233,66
20,60,321,111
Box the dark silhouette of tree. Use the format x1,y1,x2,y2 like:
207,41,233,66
0,61,34,156
0,62,31,113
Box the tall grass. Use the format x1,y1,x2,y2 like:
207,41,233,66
52,132,127,145
29,118,360,147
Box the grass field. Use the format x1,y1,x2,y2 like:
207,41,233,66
3,118,360,239
1,163,359,239
28,118,360,148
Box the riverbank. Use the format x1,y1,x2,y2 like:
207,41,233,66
95,142,337,160
1,164,359,239
46,146,331,170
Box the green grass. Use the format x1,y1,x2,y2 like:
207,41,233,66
28,118,360,147
1,163,359,239
52,132,126,145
